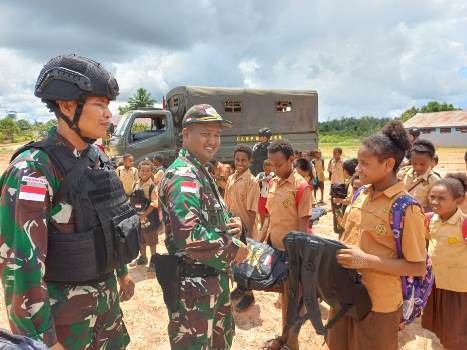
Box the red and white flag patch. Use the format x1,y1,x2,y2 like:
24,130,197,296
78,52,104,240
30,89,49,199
19,185,47,202
180,181,198,194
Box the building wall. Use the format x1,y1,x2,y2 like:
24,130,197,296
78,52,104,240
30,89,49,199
417,127,467,147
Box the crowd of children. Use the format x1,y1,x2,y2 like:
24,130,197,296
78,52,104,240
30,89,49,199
116,123,467,350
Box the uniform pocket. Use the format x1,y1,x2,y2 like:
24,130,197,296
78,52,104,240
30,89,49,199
112,209,141,265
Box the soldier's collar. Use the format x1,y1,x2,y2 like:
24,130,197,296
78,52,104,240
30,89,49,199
179,148,203,169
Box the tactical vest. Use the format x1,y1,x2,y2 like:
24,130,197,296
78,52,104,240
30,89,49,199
11,137,140,284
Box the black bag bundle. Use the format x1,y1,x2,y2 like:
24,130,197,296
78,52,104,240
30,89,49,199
284,232,372,337
0,329,47,350
330,183,347,199
232,238,287,291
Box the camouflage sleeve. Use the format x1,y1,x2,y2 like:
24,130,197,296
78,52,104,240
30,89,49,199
165,175,239,270
0,151,60,347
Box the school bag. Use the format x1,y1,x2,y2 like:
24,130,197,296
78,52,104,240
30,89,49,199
352,186,434,325
283,232,372,337
232,182,312,290
129,184,161,230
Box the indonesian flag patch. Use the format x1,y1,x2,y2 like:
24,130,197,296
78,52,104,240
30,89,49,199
19,184,47,202
180,181,198,194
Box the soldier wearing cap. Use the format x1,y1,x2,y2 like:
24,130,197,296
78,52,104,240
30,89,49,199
158,104,250,349
0,54,138,349
251,127,273,176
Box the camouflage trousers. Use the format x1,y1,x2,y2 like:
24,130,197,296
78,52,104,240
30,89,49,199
48,275,130,350
168,272,234,350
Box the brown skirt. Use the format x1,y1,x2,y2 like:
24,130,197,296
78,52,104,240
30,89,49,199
326,307,402,350
422,284,467,350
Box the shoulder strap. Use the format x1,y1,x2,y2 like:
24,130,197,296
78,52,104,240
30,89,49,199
351,185,368,204
463,217,467,244
390,195,421,258
295,182,311,207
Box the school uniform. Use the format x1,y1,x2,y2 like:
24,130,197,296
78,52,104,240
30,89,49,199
116,166,139,195
266,170,314,349
133,178,160,246
327,182,427,350
422,208,467,350
224,169,260,237
399,166,440,210
313,158,325,190
328,158,344,184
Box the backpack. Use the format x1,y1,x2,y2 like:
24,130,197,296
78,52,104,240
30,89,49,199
232,182,312,290
283,232,372,337
352,186,434,325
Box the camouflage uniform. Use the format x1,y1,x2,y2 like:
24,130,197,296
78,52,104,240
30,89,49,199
0,132,130,349
159,148,242,350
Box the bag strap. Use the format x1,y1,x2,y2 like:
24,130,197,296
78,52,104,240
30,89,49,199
295,183,311,207
351,184,368,204
390,195,421,259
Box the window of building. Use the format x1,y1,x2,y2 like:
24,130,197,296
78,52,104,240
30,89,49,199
421,128,435,134
276,101,292,112
440,127,451,134
224,100,242,113
455,127,467,133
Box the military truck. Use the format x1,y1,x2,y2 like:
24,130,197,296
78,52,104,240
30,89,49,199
109,86,318,164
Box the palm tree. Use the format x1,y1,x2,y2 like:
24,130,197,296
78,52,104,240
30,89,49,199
118,88,157,115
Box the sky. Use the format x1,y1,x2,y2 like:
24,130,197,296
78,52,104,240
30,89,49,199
1,0,467,122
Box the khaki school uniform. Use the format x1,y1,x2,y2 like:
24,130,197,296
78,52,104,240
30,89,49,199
116,166,139,195
422,209,467,350
314,158,325,182
399,166,440,210
224,169,260,236
134,178,159,246
266,170,314,349
328,182,427,350
328,158,344,184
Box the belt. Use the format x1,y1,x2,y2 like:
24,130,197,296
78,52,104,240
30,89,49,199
179,262,219,278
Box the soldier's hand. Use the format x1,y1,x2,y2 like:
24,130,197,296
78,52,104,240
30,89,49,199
118,273,135,302
234,241,250,264
49,343,65,350
226,216,242,238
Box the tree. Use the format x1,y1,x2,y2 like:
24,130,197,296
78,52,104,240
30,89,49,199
400,101,459,122
118,88,157,115
0,118,19,142
17,119,32,132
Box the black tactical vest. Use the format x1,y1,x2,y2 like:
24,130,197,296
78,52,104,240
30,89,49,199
11,137,140,284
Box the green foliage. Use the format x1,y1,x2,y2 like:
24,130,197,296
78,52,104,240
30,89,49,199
319,116,391,139
400,101,459,122
118,88,157,115
17,119,32,132
0,117,19,141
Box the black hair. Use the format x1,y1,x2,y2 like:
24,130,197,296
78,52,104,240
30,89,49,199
411,139,436,159
234,144,252,160
138,159,153,171
343,158,358,176
464,150,467,160
435,173,467,199
362,120,411,172
153,153,164,163
268,140,294,159
333,147,343,154
208,159,219,166
122,153,133,160
294,158,311,172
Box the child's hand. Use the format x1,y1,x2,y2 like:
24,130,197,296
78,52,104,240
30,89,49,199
336,245,371,269
332,197,343,204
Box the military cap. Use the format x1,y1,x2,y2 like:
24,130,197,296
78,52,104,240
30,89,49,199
182,104,232,128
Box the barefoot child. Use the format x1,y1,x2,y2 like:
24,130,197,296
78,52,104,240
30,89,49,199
422,173,467,350
329,121,427,350
130,160,161,271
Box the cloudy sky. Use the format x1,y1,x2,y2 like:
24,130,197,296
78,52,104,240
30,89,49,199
1,0,467,122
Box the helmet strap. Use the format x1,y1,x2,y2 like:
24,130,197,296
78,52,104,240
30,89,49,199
54,95,96,144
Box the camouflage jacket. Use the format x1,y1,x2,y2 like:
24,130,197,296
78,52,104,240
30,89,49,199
159,148,241,271
0,132,127,346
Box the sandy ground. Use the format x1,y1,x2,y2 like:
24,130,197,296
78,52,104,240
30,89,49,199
0,145,465,349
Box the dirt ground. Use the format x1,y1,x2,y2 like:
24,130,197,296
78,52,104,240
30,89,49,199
0,144,465,349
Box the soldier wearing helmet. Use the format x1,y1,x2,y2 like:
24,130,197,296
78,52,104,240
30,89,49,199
250,127,273,176
0,54,139,349
158,104,250,349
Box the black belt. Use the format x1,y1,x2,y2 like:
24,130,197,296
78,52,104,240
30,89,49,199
179,262,219,278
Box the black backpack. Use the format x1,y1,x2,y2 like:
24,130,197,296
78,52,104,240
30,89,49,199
283,232,372,337
232,238,288,291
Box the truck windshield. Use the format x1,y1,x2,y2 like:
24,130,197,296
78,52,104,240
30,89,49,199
114,114,131,137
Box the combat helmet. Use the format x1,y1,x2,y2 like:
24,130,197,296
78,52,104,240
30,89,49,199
258,127,272,138
35,54,119,143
